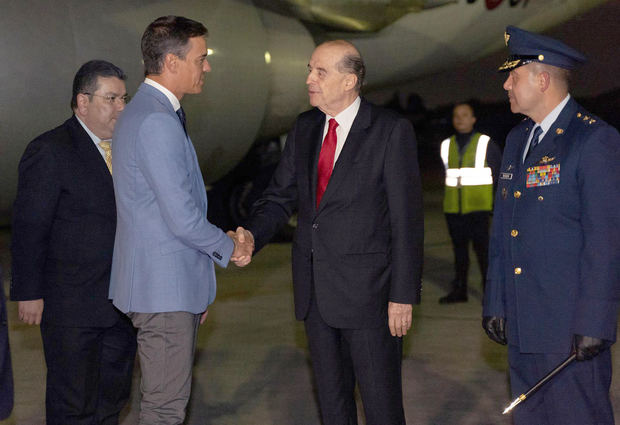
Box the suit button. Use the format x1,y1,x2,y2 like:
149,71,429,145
514,267,522,275
538,196,544,201
312,223,318,230
514,191,522,198
511,229,518,237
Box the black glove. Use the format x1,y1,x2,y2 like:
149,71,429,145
573,334,610,361
482,316,507,345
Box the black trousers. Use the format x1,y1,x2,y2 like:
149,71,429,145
40,314,136,425
445,211,490,288
0,265,13,421
304,292,405,425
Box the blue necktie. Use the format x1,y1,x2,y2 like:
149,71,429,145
176,107,187,134
527,126,543,158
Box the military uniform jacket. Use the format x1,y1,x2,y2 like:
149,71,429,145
483,98,620,354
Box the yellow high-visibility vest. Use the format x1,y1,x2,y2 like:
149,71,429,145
441,133,493,214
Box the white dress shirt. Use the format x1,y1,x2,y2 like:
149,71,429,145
522,94,571,162
144,78,181,112
322,96,361,167
75,115,107,160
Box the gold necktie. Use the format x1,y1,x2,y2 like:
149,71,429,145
99,140,112,175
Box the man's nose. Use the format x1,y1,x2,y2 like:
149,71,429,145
503,75,512,91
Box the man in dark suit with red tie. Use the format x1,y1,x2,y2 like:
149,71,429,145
10,60,137,425
242,40,423,425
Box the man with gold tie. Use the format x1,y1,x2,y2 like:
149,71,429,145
11,60,137,425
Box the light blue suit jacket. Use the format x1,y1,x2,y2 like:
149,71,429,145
109,83,233,314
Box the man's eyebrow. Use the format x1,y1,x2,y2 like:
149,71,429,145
308,65,327,73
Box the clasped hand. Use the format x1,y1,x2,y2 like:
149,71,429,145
228,226,255,267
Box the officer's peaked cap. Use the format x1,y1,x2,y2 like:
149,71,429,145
499,25,586,72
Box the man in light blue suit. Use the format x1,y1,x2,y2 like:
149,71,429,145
110,16,252,424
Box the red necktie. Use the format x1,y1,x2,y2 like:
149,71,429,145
316,118,339,208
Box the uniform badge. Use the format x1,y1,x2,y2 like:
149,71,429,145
555,128,564,135
502,187,507,199
500,172,513,180
526,164,560,188
538,156,555,164
506,164,514,171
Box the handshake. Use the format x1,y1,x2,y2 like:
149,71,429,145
227,226,254,267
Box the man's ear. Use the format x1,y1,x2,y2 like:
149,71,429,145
164,53,178,73
75,93,89,117
344,74,357,91
538,71,551,92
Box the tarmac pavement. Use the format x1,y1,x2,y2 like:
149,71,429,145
1,192,618,424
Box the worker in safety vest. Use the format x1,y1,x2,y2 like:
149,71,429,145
439,103,501,304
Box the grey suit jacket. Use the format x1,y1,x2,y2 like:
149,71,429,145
110,83,233,314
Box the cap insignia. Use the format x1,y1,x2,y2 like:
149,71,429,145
499,59,520,71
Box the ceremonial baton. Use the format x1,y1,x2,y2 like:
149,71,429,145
502,353,576,414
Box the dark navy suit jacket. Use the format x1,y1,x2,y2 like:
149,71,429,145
11,116,122,327
484,98,620,353
249,99,424,329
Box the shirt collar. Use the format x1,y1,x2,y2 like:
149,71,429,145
75,115,101,143
537,94,571,134
145,78,181,111
325,96,361,133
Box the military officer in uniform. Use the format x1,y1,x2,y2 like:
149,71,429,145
439,102,501,303
482,26,620,425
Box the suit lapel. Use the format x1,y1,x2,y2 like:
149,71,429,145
315,99,371,215
68,116,114,193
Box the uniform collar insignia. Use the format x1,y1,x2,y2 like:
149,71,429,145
555,128,564,135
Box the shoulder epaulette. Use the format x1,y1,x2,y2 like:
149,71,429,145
576,112,597,126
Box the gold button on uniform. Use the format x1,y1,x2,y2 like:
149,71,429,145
514,267,522,275
538,196,544,201
511,229,518,237
514,191,521,198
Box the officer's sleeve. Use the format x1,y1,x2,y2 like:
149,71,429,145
574,124,620,342
486,140,503,192
483,145,508,318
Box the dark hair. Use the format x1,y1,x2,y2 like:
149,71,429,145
141,15,208,76
337,52,365,92
71,60,126,110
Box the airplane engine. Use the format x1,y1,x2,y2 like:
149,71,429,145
0,0,314,223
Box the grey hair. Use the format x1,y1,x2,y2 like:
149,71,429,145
337,53,365,93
